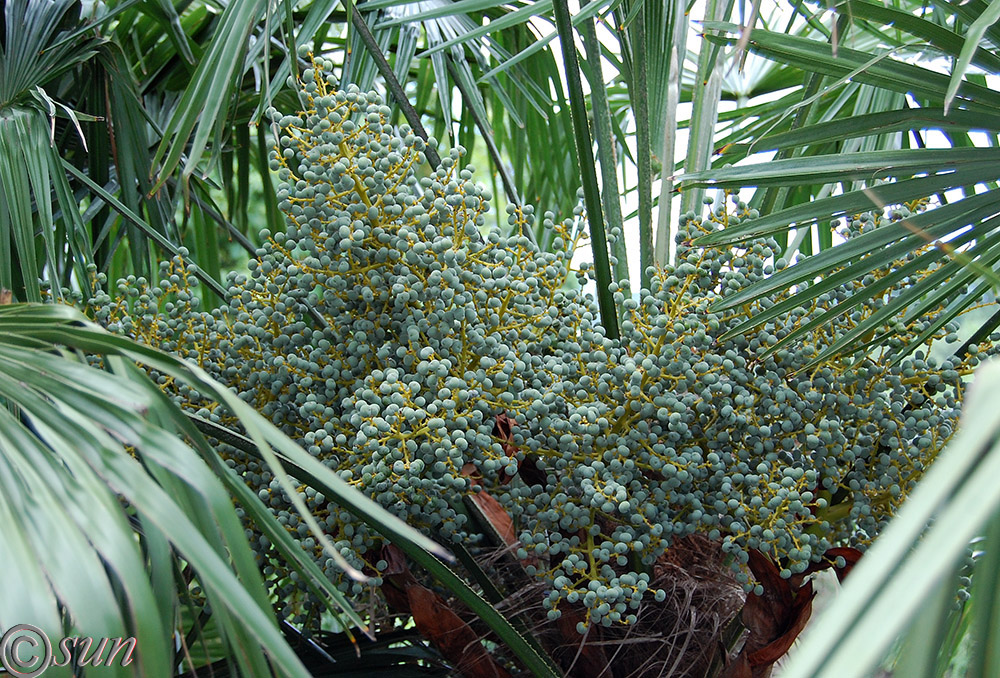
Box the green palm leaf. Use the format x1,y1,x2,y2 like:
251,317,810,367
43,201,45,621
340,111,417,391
0,302,455,676
680,4,1000,359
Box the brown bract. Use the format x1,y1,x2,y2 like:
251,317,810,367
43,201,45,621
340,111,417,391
379,544,511,677
722,547,862,678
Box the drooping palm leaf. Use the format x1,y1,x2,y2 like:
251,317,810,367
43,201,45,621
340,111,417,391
0,303,312,677
0,302,476,675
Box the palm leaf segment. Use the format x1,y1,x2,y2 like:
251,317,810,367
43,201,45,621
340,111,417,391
682,1,1000,361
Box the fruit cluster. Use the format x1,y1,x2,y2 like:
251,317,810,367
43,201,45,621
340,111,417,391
88,57,994,630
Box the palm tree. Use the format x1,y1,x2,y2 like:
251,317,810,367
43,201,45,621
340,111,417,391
7,0,1000,675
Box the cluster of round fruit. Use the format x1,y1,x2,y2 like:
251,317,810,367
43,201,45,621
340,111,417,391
88,58,994,630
